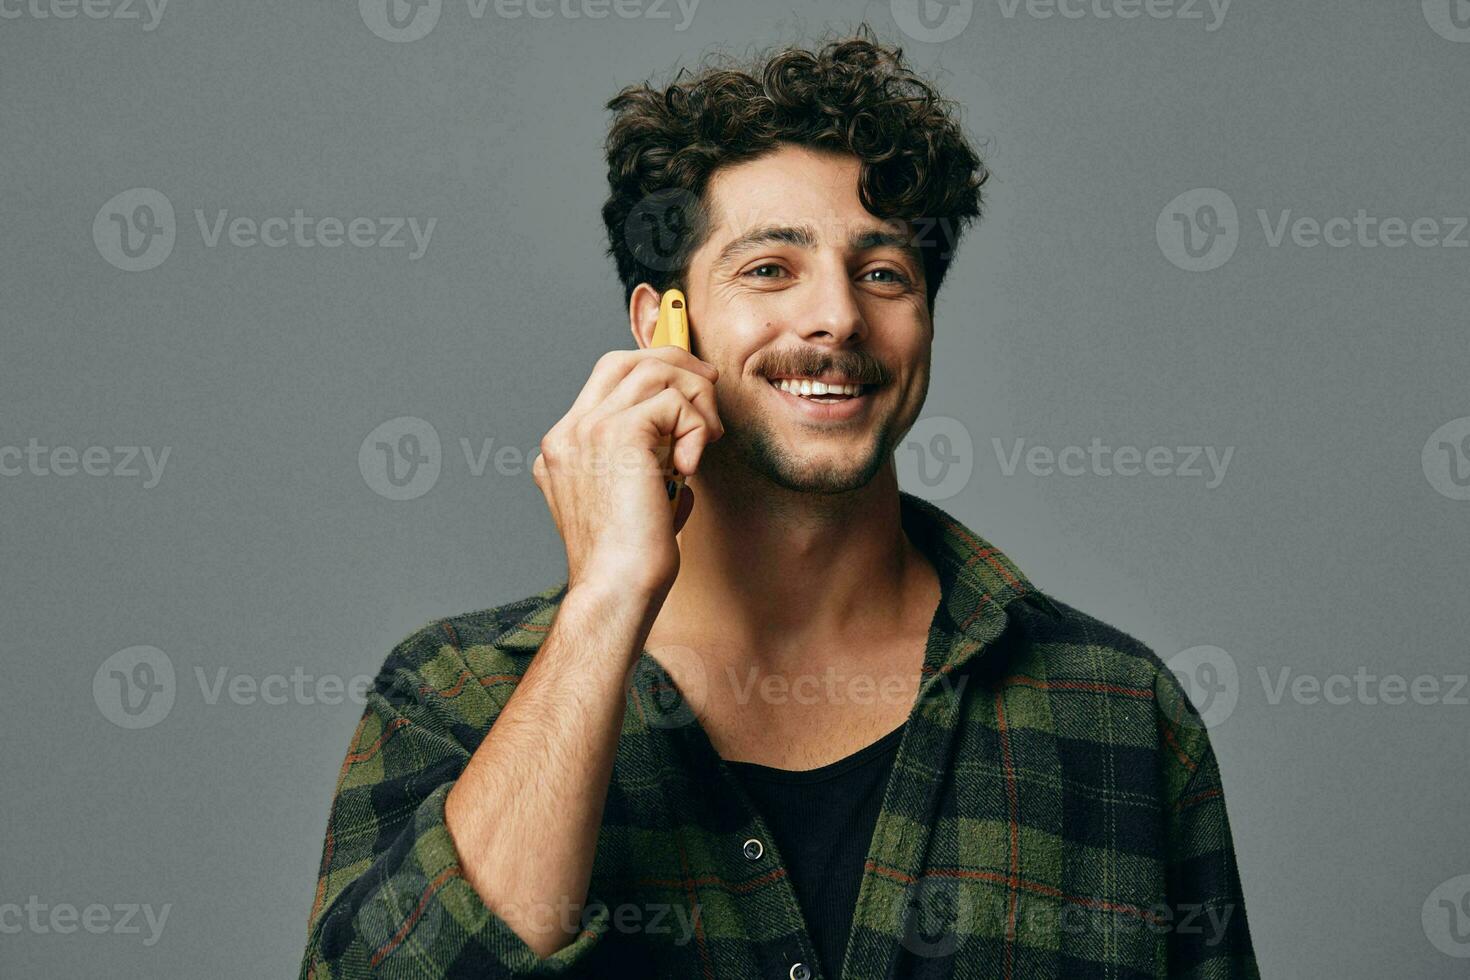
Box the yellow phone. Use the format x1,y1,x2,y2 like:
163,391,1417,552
650,289,690,514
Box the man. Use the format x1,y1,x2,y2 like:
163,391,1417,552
300,27,1259,979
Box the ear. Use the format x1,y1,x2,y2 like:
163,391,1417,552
628,283,663,350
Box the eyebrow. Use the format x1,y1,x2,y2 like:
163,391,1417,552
712,222,923,272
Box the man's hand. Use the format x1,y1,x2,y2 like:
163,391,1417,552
532,346,723,597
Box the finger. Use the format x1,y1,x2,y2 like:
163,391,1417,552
612,387,713,464
672,428,711,478
583,359,723,441
568,348,717,419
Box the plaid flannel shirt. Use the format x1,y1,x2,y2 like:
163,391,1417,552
300,490,1260,979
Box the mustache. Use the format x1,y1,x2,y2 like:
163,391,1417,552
755,349,891,386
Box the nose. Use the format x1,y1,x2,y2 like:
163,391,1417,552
794,260,867,347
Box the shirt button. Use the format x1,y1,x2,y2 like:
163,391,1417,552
742,837,764,861
789,963,811,980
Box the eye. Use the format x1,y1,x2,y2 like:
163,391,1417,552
862,267,911,286
744,263,788,279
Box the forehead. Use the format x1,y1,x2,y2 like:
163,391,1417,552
699,145,903,245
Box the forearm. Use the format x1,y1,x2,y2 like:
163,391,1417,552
444,577,663,959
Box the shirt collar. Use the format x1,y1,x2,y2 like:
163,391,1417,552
896,489,1061,680
492,490,1059,677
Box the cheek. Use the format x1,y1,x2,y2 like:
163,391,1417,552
690,315,762,364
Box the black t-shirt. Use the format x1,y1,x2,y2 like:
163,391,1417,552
724,722,907,979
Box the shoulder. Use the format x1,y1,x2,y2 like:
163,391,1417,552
993,591,1222,806
366,581,569,725
1003,592,1162,685
1001,590,1212,738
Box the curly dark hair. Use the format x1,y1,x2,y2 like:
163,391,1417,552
601,24,988,313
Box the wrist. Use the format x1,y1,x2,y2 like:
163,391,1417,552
559,575,667,658
568,561,671,610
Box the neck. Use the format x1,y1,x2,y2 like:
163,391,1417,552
659,463,933,664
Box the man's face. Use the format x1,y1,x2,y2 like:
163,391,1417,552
683,144,933,496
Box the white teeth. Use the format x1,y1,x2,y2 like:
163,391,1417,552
769,378,863,397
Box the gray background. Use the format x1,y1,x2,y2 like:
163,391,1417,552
3,0,1468,975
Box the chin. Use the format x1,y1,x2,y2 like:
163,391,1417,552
720,411,899,495
765,448,889,495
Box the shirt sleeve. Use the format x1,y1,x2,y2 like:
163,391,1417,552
1154,669,1262,980
298,623,613,978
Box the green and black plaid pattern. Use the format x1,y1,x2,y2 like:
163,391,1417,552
300,491,1260,979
